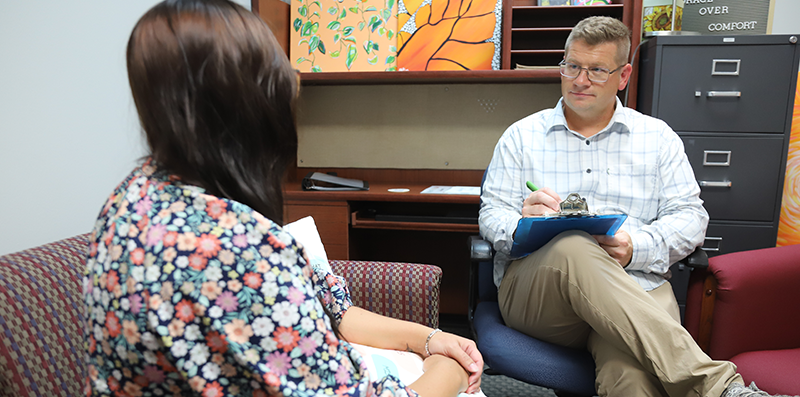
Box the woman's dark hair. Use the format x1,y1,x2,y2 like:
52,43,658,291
126,0,298,223
127,1,343,339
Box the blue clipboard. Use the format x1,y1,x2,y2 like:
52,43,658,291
510,213,627,258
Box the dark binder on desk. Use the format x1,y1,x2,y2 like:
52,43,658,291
301,172,369,191
510,213,627,258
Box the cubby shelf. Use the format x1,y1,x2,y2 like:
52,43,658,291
504,2,629,68
255,0,642,86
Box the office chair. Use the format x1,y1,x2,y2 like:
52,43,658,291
468,236,708,396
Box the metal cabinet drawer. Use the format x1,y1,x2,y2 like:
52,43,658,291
656,45,795,133
702,222,777,257
681,134,784,222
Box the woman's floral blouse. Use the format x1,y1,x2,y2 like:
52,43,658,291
84,161,418,397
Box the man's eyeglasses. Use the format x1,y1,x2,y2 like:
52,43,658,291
558,60,625,83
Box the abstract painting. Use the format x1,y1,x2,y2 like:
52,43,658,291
777,72,800,246
396,0,502,70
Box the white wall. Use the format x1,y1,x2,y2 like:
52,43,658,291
0,0,795,255
0,0,250,256
771,0,800,35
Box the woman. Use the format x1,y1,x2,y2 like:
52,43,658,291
83,1,483,396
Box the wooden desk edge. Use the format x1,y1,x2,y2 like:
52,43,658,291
284,182,481,204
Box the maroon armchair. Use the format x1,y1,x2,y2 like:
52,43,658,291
685,244,800,395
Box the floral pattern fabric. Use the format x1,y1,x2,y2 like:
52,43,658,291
84,161,418,397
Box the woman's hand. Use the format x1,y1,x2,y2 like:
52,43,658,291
410,355,469,397
427,331,483,394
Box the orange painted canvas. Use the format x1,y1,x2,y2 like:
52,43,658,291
397,0,502,70
290,0,398,72
777,72,800,246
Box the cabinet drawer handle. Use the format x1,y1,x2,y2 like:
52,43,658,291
707,91,741,98
699,181,732,188
711,59,740,76
701,236,722,252
703,150,731,166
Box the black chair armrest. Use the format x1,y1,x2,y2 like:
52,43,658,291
682,248,709,269
469,235,493,261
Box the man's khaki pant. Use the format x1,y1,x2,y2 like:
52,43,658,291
498,230,742,397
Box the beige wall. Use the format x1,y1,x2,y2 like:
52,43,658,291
297,83,562,170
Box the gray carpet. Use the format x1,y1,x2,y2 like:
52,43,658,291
480,372,557,397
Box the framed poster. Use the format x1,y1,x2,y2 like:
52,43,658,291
681,0,774,35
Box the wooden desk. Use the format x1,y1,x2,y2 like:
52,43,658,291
284,182,481,315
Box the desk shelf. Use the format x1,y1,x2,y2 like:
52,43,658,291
299,69,561,85
284,181,480,315
284,183,480,204
350,211,479,233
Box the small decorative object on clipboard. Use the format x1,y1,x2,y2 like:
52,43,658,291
510,192,627,258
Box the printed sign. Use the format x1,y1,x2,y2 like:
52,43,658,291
681,0,771,35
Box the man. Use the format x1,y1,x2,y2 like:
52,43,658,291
479,16,793,397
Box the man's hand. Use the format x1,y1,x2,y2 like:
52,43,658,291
593,230,633,267
427,331,483,394
522,187,562,217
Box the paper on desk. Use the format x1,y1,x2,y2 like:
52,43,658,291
421,185,480,195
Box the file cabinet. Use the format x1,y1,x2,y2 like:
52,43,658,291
637,35,800,257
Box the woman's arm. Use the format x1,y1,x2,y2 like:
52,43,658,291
409,355,470,397
339,306,483,394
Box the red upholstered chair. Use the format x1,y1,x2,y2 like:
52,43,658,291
0,235,441,397
685,244,800,395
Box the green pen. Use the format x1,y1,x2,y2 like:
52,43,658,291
526,181,539,192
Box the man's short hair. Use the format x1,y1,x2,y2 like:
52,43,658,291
565,16,631,66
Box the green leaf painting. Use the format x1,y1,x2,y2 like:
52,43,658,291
289,0,397,72
346,44,357,70
301,21,313,36
309,36,320,54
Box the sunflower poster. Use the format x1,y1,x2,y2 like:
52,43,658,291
290,0,398,72
396,0,502,70
642,0,684,33
777,72,800,247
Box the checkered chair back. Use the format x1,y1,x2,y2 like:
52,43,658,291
0,233,90,397
330,260,442,329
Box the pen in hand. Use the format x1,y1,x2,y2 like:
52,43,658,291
524,181,560,216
